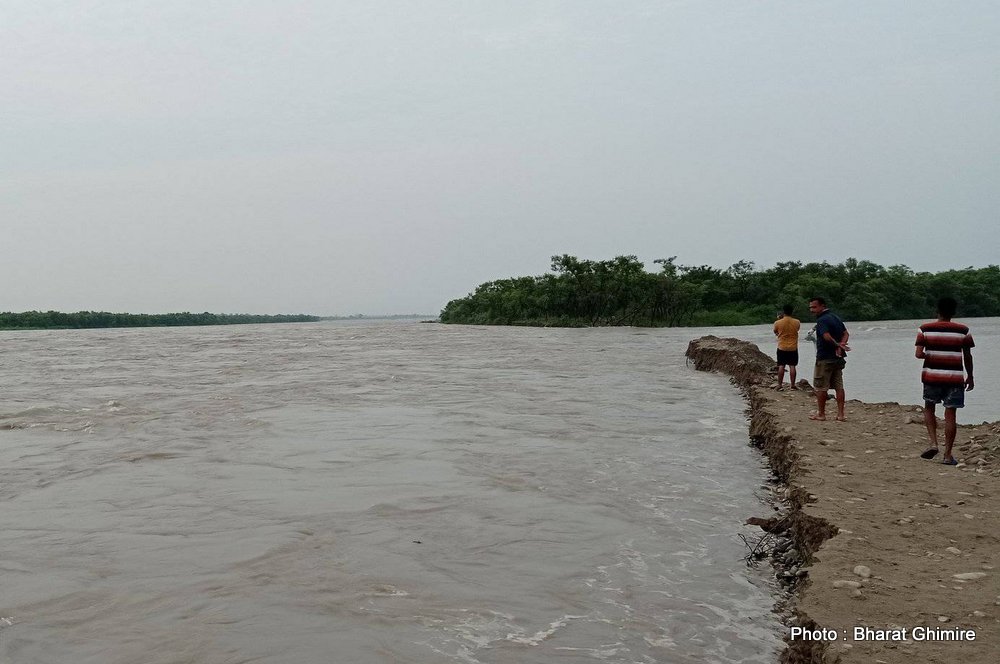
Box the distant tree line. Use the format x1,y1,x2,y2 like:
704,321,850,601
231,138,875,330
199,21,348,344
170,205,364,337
440,255,1000,327
0,311,320,330
319,314,433,320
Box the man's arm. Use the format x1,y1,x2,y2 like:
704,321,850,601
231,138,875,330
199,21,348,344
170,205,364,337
964,348,975,390
821,331,851,356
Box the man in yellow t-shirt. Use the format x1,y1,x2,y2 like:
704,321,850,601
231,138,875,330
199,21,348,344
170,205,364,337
773,304,801,390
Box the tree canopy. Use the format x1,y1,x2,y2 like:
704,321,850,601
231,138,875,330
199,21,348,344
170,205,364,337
440,256,1000,326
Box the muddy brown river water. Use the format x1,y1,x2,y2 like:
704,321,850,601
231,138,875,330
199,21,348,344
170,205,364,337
2,320,816,663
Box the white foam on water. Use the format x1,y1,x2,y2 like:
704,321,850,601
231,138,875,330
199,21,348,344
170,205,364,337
504,614,584,645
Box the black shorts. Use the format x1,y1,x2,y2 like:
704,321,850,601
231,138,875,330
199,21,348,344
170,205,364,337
923,383,965,409
776,349,798,366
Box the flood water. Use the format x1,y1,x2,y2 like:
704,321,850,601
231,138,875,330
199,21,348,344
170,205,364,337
733,317,1000,425
1,322,784,663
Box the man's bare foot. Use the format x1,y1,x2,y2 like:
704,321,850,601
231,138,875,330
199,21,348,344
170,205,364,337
790,386,799,390
835,415,847,422
809,413,826,421
776,385,784,391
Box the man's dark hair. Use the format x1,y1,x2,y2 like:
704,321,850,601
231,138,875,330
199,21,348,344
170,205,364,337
937,296,958,319
809,296,826,306
782,303,794,315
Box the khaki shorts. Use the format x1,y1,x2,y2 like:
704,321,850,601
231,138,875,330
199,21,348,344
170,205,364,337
814,360,845,391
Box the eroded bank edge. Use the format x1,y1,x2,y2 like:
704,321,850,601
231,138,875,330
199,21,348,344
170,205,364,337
686,335,840,664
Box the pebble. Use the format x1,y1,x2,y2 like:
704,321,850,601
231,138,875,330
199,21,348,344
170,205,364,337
851,589,863,598
972,611,987,618
833,580,862,589
853,565,872,578
963,514,975,520
938,616,951,623
946,547,963,555
953,572,987,580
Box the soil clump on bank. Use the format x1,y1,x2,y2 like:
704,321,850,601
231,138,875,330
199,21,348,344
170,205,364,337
687,335,1000,664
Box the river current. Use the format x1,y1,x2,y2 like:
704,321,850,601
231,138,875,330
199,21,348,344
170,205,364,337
9,316,986,663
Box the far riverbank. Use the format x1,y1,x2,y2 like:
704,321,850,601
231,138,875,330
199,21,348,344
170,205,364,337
0,311,319,330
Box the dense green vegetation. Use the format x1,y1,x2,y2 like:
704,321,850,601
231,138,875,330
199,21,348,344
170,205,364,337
440,255,1000,327
0,311,320,330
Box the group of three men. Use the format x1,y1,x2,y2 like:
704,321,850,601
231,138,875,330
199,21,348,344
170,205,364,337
772,297,975,466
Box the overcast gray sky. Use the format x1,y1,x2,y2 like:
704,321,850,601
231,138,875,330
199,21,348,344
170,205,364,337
4,1,998,315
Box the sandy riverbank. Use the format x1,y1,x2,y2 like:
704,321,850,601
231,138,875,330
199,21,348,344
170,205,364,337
687,335,1000,664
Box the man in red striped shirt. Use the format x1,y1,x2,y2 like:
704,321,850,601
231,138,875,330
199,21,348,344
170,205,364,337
915,297,975,465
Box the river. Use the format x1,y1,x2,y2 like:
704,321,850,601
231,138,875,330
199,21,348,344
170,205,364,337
4,317,992,663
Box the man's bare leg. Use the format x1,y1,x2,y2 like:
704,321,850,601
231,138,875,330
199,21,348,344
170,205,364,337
777,364,786,389
919,402,943,459
834,388,846,421
812,389,828,420
789,366,797,388
923,402,938,449
943,407,958,463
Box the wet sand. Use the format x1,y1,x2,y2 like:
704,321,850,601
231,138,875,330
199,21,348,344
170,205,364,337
687,336,1000,664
